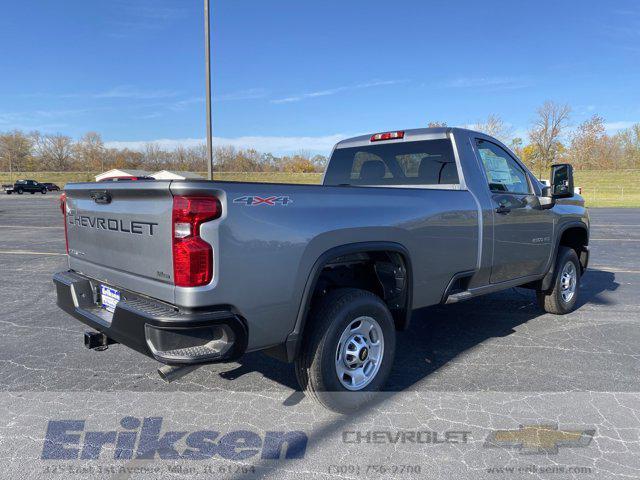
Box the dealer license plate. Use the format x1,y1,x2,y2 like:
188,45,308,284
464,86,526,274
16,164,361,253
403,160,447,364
100,285,121,313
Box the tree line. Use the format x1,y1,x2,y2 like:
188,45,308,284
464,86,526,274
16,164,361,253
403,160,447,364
430,101,640,177
0,131,328,175
1,101,639,176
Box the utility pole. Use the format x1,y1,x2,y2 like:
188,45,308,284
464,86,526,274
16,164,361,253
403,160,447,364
204,0,213,180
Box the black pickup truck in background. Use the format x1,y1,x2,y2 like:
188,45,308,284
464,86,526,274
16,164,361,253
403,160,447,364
42,182,61,192
3,179,49,194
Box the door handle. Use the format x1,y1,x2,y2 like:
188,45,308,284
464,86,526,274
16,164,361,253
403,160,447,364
496,205,511,214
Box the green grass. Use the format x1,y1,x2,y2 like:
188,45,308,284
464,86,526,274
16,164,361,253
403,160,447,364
208,172,322,184
2,170,638,207
0,171,99,186
0,171,323,188
573,170,640,207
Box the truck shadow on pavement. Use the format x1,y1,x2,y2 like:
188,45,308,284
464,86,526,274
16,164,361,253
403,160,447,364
221,269,620,480
221,269,619,398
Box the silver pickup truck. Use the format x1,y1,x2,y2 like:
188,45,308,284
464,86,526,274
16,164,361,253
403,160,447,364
54,127,589,412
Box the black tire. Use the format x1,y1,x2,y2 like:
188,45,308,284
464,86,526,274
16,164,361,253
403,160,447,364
6,191,11,195
294,288,396,413
41,188,47,194
17,188,23,194
536,246,581,314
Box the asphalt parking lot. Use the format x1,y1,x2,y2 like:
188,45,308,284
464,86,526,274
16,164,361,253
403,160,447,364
1,194,639,479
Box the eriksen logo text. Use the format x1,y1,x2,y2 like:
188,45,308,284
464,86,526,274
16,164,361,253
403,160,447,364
41,417,308,461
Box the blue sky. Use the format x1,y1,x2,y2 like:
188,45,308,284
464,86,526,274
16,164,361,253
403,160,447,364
1,0,639,154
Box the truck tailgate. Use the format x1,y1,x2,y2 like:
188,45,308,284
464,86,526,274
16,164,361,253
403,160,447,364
63,181,175,303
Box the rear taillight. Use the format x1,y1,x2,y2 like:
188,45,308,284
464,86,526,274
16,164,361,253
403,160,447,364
370,131,405,142
172,196,221,287
60,193,69,254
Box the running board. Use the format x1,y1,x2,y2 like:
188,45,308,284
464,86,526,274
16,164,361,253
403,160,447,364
445,291,473,304
443,273,545,305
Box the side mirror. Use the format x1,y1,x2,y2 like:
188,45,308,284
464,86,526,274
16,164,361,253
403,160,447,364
538,185,555,209
550,163,574,199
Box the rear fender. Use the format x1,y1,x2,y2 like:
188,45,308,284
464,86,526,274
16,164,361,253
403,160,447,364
281,241,413,362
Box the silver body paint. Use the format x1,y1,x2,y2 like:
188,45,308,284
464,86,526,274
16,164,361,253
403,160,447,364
62,128,589,351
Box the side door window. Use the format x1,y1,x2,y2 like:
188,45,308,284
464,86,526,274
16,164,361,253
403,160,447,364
475,139,531,194
475,138,554,284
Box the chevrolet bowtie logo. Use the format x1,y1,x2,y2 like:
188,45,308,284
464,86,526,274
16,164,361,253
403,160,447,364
484,424,595,454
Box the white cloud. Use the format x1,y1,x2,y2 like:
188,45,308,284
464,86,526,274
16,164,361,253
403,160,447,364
19,86,182,101
134,112,163,120
107,0,187,35
604,121,637,133
216,88,269,102
0,108,91,128
271,80,405,104
91,86,180,99
105,134,348,155
442,76,530,90
512,127,529,141
168,97,203,111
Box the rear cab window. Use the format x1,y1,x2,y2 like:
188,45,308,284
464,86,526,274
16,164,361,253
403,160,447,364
324,139,460,187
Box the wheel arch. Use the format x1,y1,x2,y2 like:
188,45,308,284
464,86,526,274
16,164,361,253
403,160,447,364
541,221,589,292
281,241,413,363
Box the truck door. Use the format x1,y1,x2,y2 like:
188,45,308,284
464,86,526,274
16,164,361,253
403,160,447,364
474,139,553,284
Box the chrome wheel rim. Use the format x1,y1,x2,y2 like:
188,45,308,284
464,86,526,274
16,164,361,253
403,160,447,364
335,316,384,391
560,261,577,303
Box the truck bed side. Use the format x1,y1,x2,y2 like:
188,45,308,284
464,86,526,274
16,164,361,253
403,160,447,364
63,180,479,351
171,181,479,350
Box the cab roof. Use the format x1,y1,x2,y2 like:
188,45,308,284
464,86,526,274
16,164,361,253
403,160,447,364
335,127,483,149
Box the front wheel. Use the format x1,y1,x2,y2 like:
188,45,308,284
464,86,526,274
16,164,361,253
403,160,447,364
295,288,396,413
537,246,581,314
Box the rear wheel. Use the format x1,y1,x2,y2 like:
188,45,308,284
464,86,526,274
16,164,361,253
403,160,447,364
295,288,396,413
41,188,47,194
537,246,581,314
17,188,23,194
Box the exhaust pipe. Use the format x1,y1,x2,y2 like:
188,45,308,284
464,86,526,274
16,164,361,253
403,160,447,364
158,364,202,383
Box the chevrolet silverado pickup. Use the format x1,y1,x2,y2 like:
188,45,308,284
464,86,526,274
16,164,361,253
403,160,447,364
54,127,589,412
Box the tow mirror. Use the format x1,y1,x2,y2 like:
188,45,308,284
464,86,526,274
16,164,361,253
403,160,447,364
539,185,555,209
550,163,574,199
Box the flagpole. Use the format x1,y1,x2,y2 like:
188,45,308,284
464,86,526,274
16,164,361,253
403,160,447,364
204,0,213,180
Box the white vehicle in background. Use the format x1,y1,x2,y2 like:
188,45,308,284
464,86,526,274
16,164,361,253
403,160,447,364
541,178,581,195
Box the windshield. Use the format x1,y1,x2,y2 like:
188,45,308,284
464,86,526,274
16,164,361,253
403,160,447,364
324,139,459,187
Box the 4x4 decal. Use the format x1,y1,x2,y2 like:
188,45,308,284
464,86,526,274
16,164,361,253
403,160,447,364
233,195,293,206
